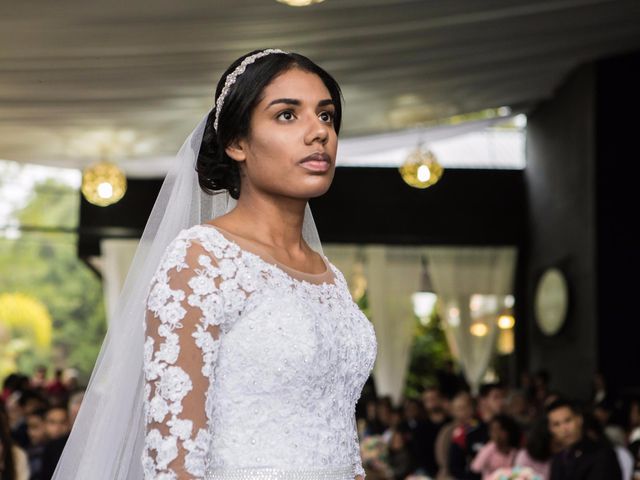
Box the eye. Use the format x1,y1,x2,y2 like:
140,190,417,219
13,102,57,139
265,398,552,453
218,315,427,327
276,110,296,121
319,111,334,123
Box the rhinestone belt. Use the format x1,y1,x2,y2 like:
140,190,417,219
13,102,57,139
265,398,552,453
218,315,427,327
205,464,354,479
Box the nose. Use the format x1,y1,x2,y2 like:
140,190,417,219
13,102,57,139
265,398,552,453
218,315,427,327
305,115,329,146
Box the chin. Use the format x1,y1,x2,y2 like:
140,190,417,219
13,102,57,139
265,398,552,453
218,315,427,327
304,180,333,199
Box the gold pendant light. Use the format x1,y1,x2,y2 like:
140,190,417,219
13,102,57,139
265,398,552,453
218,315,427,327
81,159,127,207
399,146,444,189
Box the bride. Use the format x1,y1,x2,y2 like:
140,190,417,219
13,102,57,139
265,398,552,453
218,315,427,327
53,49,377,480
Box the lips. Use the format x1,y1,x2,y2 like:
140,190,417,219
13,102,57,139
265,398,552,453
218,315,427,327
299,152,331,165
298,152,332,173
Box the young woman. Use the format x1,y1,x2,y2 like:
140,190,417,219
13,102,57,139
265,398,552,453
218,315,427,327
470,414,521,480
53,50,377,480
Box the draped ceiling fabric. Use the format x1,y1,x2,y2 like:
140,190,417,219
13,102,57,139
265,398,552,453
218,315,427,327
3,1,640,171
427,247,518,393
100,239,139,323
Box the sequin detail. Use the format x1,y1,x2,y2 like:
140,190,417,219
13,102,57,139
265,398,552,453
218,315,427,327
206,464,354,479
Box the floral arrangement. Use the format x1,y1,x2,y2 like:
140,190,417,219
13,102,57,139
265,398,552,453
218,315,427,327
360,435,389,468
490,466,543,480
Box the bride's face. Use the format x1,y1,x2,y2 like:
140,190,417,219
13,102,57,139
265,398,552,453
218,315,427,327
226,68,338,200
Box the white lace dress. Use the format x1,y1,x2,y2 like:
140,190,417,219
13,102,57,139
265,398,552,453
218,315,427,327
142,224,377,480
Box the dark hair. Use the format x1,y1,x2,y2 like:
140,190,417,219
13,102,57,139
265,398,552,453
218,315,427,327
491,414,521,449
479,382,504,398
45,405,69,417
196,49,344,199
27,407,48,420
17,389,46,408
524,418,552,461
545,398,580,416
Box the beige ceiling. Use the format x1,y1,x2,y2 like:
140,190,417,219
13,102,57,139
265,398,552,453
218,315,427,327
2,0,640,170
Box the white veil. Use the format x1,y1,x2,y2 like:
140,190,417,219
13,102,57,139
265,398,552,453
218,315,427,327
52,113,323,479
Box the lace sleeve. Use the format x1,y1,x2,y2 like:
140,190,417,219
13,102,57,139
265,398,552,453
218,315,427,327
142,235,226,479
351,412,366,479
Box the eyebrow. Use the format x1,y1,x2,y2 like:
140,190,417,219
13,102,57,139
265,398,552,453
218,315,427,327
265,98,335,110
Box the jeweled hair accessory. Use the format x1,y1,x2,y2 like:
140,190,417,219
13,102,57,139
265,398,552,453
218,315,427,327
213,48,288,132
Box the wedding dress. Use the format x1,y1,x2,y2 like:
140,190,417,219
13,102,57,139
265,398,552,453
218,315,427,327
142,223,378,479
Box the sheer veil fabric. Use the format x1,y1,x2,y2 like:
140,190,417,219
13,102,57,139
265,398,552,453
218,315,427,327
52,114,324,479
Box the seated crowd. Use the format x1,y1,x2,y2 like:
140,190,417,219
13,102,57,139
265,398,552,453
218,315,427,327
2,365,639,480
357,371,640,480
0,367,83,480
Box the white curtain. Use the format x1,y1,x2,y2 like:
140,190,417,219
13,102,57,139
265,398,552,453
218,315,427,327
427,247,517,393
100,238,139,323
365,246,422,405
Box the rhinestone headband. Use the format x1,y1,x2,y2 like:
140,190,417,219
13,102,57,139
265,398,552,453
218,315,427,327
214,48,288,132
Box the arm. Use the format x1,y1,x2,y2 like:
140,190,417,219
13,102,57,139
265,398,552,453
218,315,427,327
351,412,366,480
470,442,493,474
142,237,226,479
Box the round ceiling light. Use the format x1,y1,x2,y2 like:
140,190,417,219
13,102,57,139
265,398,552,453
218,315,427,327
399,147,444,189
81,160,127,207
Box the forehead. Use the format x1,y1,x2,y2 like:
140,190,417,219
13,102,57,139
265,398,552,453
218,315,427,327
549,406,574,421
258,68,330,103
46,409,67,419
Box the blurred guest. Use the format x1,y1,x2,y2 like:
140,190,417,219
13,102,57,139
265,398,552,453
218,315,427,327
470,414,520,480
9,391,47,450
364,399,385,436
40,407,70,480
44,370,68,406
421,386,451,477
43,407,69,442
507,390,534,430
30,368,47,391
388,430,414,480
515,418,553,479
436,391,474,480
448,392,487,480
449,381,506,477
399,398,429,475
25,409,48,480
478,383,507,424
2,375,29,403
61,368,79,393
547,398,621,479
382,406,404,445
583,412,632,480
0,404,30,480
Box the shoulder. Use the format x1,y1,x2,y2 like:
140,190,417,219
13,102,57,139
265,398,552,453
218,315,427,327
155,225,241,275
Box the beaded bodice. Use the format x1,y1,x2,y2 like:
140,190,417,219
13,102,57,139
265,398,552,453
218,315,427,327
142,224,377,479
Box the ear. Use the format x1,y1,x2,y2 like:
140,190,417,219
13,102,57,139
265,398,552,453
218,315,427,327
225,138,247,163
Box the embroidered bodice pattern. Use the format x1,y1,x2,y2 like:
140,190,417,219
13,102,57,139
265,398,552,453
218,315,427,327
142,225,377,479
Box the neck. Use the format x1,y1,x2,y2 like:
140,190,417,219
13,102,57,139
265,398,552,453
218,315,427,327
231,191,308,252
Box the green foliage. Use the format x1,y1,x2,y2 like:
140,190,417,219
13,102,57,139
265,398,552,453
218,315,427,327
355,289,453,400
0,178,106,384
404,310,453,399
